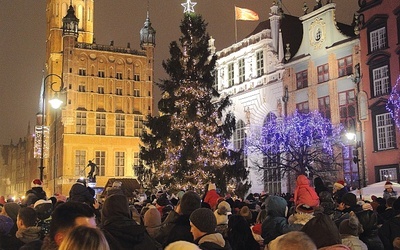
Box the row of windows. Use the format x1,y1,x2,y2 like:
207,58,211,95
75,150,141,177
295,56,353,90
76,112,143,137
78,68,142,81
77,84,148,97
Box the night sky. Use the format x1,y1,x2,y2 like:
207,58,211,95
0,0,358,145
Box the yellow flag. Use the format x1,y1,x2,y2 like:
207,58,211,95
235,6,259,21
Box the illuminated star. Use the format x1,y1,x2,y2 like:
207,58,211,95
181,0,197,13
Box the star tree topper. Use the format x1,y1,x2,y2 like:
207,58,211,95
181,0,197,13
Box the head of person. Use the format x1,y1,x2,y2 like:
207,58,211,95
165,240,201,250
301,213,341,249
340,193,357,209
339,211,363,237
1,202,20,222
269,231,317,250
49,201,96,246
180,191,201,215
385,181,394,192
189,208,217,240
17,207,37,229
58,226,109,250
101,194,131,220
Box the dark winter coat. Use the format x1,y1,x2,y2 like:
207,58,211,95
196,233,232,250
101,215,160,250
356,210,384,250
261,196,288,245
378,214,400,250
26,187,47,200
155,210,194,247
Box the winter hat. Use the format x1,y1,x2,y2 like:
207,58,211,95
362,203,373,211
4,202,21,221
334,180,345,190
208,183,217,191
385,181,393,189
180,191,201,215
296,204,314,214
33,199,52,208
165,241,201,250
0,214,14,235
34,201,53,221
339,212,363,236
190,208,217,234
301,213,341,249
341,193,357,207
102,194,131,219
217,201,231,215
156,194,170,207
239,205,252,220
144,207,161,227
31,179,43,188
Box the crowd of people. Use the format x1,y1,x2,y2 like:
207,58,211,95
0,176,399,250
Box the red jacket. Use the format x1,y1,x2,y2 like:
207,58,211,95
204,189,220,210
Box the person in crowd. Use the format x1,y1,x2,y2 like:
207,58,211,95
333,180,348,203
190,207,230,250
41,201,96,249
302,213,350,250
261,195,289,245
0,202,21,249
227,214,259,250
238,205,253,225
383,181,398,200
333,192,362,227
214,200,231,239
357,206,384,250
22,179,47,207
59,225,109,250
69,178,95,206
378,201,400,250
204,183,221,211
251,209,266,243
144,205,162,239
11,207,42,250
155,192,172,222
339,211,368,250
318,190,336,218
314,176,329,197
156,191,201,247
287,204,315,231
33,199,53,240
394,237,400,250
379,196,398,223
100,194,160,250
0,204,17,250
165,240,201,250
294,175,320,207
268,231,317,250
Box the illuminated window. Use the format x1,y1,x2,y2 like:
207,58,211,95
74,150,86,176
317,64,329,83
339,90,356,131
372,65,390,96
233,120,245,150
134,116,143,137
256,51,264,77
238,58,245,83
338,56,353,77
376,113,395,150
115,152,125,176
370,27,386,52
228,63,234,87
95,151,106,176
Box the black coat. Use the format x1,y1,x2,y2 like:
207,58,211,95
378,215,400,250
155,211,194,247
101,215,160,250
356,210,384,250
68,183,94,205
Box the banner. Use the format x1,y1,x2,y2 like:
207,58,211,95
235,6,259,21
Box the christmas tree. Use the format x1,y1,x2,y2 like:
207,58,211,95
139,4,246,192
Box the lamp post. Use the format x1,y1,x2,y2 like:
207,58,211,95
345,132,362,199
37,74,64,182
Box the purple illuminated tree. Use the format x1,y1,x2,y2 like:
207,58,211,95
386,75,400,129
246,110,344,177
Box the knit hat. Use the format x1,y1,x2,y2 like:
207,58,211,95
144,207,161,227
341,193,357,207
190,208,217,233
385,181,393,189
4,202,20,221
239,206,252,220
334,180,345,190
339,212,363,236
34,200,53,221
301,213,341,248
296,204,314,214
180,191,201,215
0,214,14,235
217,201,231,215
31,179,43,188
165,241,201,250
33,199,52,208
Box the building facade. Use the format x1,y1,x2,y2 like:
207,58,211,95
357,0,400,185
30,0,155,196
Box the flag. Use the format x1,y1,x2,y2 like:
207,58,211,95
235,6,259,21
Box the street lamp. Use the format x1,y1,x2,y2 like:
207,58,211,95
345,132,362,199
36,74,64,182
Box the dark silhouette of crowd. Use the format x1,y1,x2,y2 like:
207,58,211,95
1,176,400,250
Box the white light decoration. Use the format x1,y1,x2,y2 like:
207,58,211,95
34,125,50,159
181,0,196,13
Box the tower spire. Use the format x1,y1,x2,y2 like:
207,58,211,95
140,2,156,49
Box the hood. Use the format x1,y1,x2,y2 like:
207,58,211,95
266,196,287,217
16,226,42,243
297,175,310,186
102,216,147,244
198,233,226,248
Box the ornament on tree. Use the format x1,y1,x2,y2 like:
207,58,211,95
181,0,197,13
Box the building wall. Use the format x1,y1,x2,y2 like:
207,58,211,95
358,0,400,185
